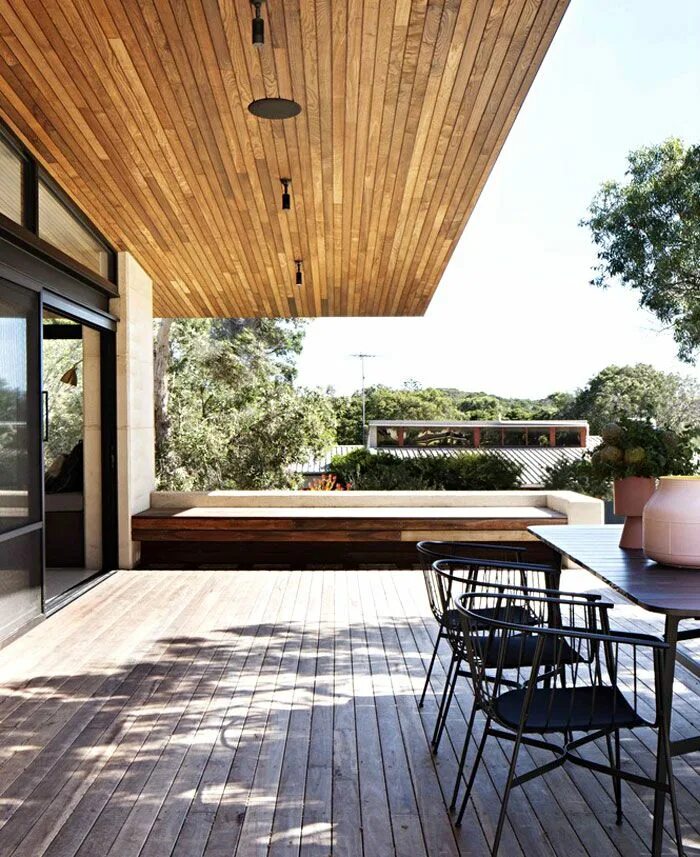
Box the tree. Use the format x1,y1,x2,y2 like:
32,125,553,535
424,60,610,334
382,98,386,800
457,393,502,420
455,391,573,420
333,385,463,444
582,138,700,363
566,364,700,434
154,318,336,490
154,318,173,467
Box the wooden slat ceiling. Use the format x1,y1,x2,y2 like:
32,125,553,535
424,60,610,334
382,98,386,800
0,0,569,317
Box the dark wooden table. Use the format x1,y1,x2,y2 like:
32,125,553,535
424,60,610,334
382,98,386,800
529,524,700,857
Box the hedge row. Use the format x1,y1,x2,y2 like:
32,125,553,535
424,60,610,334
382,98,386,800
329,448,522,491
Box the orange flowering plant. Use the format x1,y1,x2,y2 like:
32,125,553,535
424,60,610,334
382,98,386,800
306,474,349,491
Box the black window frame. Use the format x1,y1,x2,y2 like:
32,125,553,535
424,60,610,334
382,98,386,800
0,119,117,289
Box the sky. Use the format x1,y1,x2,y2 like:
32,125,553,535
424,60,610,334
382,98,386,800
296,0,700,399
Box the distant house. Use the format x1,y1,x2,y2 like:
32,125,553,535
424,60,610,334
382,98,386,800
290,420,601,489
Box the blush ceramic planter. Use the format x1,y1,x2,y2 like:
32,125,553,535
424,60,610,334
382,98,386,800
643,476,700,568
614,477,656,550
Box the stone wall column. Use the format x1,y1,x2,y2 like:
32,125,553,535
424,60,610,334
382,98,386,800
82,326,102,569
110,252,155,569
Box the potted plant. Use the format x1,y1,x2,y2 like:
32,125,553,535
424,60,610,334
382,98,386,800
590,419,697,549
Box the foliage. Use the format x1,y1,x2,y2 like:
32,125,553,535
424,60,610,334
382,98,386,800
332,385,575,443
564,364,700,434
0,379,27,490
543,456,613,501
589,418,698,481
42,338,83,466
156,319,336,490
455,391,573,421
329,448,522,491
333,385,463,443
582,138,700,363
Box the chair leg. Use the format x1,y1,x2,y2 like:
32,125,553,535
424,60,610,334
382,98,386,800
419,626,443,708
456,715,491,827
450,697,480,810
491,728,525,857
432,653,460,753
660,722,685,857
605,730,623,824
431,650,457,750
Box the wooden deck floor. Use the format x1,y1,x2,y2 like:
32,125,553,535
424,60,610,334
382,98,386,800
0,569,697,857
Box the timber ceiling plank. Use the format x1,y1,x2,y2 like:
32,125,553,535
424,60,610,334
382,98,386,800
410,0,567,313
0,0,568,316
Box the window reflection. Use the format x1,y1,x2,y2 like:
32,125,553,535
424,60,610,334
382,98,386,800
0,136,23,224
0,287,39,534
373,424,584,449
38,180,109,277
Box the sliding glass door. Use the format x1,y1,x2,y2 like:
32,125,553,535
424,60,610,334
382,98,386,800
42,305,110,607
0,280,42,638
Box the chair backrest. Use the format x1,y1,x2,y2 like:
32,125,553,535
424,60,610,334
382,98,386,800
416,541,527,622
431,557,558,644
455,585,665,732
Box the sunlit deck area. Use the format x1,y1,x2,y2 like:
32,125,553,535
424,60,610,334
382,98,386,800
0,568,698,857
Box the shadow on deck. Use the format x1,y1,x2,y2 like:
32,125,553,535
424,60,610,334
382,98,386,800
0,569,697,857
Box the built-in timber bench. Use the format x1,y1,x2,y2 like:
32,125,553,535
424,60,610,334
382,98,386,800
132,490,603,569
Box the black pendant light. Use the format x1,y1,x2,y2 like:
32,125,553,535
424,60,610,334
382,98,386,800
248,98,302,119
295,260,303,286
281,178,291,210
251,0,264,46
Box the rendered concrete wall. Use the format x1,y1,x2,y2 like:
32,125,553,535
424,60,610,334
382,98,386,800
111,252,155,568
149,489,604,521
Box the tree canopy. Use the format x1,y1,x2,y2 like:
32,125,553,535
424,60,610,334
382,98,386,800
333,385,462,444
155,319,336,490
565,363,700,434
332,386,574,443
583,138,700,363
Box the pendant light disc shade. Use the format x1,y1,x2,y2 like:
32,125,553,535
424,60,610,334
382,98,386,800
248,98,302,120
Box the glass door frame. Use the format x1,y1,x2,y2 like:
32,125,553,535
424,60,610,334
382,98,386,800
40,290,117,612
0,279,43,636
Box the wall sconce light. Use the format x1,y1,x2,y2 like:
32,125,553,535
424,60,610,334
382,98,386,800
295,260,303,286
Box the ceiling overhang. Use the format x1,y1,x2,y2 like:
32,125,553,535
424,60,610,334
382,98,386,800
0,0,569,317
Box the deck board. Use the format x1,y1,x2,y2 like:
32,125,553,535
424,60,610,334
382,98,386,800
0,568,696,857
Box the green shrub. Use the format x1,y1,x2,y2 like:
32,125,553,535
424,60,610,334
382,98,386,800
329,449,522,491
543,457,613,501
590,418,698,480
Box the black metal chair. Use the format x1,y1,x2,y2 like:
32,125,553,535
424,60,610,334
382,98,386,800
453,587,684,857
427,556,563,756
431,558,600,800
416,541,528,710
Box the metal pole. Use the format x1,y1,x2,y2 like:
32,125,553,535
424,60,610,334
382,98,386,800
351,353,375,444
360,355,366,440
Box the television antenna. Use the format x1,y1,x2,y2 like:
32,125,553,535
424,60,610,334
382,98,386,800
351,353,376,444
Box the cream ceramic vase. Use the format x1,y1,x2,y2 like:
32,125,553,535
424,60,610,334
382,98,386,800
642,476,700,568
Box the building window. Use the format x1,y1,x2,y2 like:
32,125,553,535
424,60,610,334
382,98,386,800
38,180,109,278
555,429,582,447
406,428,474,448
479,428,501,447
527,429,551,447
377,427,401,447
0,135,23,224
502,429,527,447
